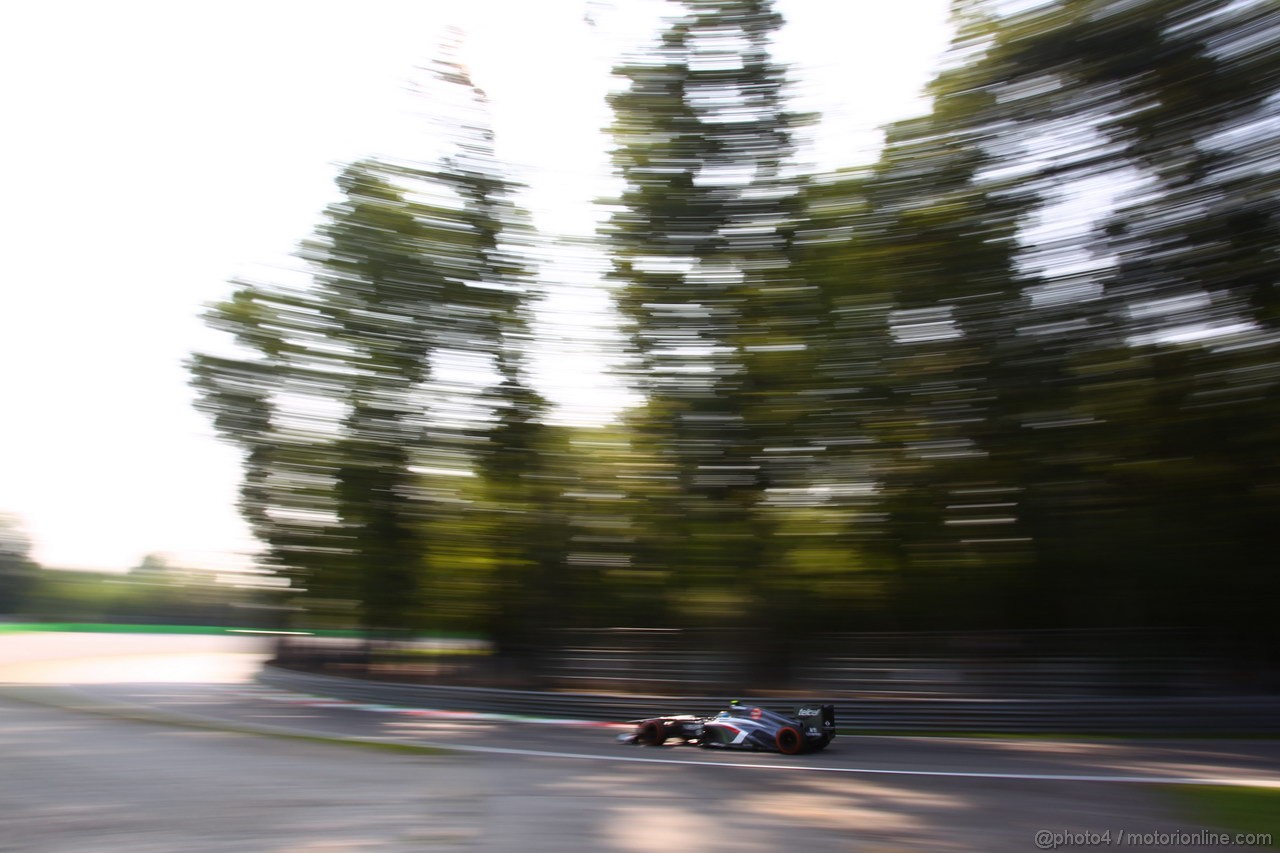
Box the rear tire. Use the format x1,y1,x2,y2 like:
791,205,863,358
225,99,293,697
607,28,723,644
775,726,805,755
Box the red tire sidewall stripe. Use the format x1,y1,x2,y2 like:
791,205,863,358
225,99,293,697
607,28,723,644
776,726,803,755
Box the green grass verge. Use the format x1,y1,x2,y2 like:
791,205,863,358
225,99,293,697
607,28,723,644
1167,786,1280,848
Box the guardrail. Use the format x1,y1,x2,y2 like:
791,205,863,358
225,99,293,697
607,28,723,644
258,664,1280,734
271,628,1247,699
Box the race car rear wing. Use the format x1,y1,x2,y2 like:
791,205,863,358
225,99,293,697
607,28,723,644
795,704,836,734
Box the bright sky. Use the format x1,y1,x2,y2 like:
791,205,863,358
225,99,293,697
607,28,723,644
0,0,951,573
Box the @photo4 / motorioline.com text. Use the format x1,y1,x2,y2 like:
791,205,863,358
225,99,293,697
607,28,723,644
1035,829,1273,849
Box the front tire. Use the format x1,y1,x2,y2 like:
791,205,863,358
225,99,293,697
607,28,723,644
636,721,667,746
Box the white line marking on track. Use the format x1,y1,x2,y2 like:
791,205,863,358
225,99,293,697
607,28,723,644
124,684,1278,789
393,741,1280,788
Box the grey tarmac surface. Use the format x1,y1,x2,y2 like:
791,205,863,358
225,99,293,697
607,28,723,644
3,698,1265,853
1,634,1278,852
22,677,1280,787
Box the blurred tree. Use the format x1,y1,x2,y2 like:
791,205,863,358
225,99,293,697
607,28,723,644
965,0,1280,645
0,513,38,614
792,3,1048,631
604,0,828,676
128,552,175,581
193,54,544,633
805,0,1280,650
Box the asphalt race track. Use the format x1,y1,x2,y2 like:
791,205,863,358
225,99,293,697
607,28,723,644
2,633,1278,852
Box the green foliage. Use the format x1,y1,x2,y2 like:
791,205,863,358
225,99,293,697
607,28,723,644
0,514,38,614
189,0,1280,669
192,56,548,636
604,0,836,658
18,566,269,627
786,0,1280,646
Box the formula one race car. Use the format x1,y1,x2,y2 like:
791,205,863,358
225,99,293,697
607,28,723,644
618,701,836,755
